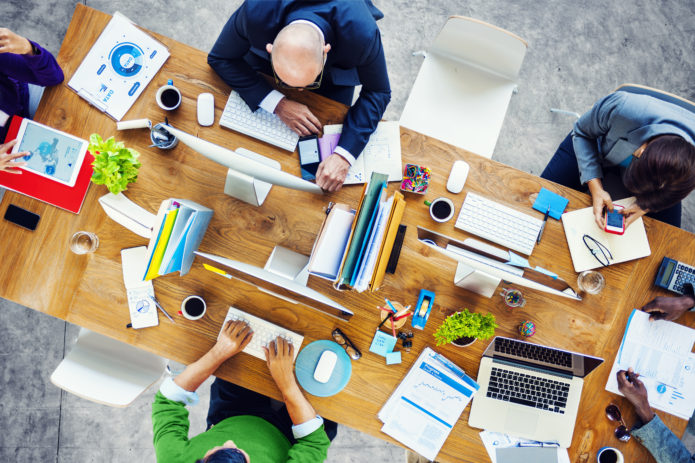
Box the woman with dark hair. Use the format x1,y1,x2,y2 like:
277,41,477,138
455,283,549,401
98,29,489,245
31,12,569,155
541,91,695,229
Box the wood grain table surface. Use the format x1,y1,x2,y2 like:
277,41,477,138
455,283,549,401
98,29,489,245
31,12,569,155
1,5,693,462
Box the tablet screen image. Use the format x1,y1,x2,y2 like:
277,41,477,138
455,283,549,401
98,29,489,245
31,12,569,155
12,119,88,187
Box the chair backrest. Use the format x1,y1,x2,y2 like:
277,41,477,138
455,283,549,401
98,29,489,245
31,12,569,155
616,83,695,114
429,16,527,81
50,329,167,407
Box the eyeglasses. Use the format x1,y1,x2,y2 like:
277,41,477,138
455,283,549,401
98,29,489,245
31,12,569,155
583,234,613,267
270,53,325,90
332,328,361,360
605,404,631,442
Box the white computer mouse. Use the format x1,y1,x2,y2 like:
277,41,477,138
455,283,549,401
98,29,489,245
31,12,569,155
313,350,338,383
197,93,215,126
446,159,470,194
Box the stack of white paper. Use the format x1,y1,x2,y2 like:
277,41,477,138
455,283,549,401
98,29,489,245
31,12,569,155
606,309,695,419
378,347,480,460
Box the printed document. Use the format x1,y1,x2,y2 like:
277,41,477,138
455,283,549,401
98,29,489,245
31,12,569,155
606,309,695,419
68,13,169,120
378,347,479,460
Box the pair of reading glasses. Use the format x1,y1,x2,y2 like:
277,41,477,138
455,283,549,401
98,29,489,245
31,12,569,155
270,53,325,90
582,234,613,267
332,328,361,360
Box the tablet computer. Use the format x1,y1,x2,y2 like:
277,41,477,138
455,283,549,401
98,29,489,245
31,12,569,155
11,119,88,187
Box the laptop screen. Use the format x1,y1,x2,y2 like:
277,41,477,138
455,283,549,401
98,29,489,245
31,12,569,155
483,336,603,378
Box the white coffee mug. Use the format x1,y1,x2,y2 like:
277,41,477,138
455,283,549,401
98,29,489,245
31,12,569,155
181,295,206,320
156,79,182,110
597,447,624,463
428,197,455,223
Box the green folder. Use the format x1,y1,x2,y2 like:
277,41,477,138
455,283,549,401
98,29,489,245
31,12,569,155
339,172,388,286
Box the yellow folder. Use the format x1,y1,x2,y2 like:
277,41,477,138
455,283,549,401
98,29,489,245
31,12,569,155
370,191,406,291
144,208,179,281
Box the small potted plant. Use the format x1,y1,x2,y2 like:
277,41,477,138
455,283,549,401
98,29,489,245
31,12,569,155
434,308,497,347
88,133,141,195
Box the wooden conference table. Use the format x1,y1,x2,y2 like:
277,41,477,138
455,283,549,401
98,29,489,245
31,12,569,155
2,5,694,462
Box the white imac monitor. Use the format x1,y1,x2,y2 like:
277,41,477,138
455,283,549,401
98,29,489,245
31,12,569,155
195,250,353,321
160,124,322,206
417,227,581,300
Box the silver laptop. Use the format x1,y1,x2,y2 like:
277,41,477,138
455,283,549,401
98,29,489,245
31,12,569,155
468,336,603,447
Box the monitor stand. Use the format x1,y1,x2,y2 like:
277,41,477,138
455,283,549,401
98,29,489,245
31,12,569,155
454,262,501,298
257,246,311,304
223,148,282,206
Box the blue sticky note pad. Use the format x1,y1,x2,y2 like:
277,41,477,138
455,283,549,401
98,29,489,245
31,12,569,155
533,187,569,220
386,351,402,365
369,331,397,357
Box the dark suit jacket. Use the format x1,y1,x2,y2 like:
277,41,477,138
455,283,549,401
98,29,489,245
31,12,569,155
208,0,391,159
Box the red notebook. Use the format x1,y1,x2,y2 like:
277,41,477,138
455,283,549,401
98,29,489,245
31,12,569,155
1,116,93,213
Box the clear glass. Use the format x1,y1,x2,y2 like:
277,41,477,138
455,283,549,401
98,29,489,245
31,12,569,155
577,270,605,294
69,231,99,254
500,287,526,308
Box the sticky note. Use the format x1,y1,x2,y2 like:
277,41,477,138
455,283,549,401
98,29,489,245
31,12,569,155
533,187,569,220
369,330,397,357
386,351,402,365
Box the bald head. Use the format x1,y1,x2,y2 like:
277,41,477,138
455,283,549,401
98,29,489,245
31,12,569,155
267,23,326,87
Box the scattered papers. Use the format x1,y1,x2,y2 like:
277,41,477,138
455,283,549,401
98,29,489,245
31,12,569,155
378,347,479,460
320,122,403,184
606,309,695,419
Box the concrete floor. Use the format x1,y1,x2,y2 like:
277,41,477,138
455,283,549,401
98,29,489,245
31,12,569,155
2,0,695,461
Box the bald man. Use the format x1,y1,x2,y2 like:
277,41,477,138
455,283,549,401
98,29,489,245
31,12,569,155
208,0,391,192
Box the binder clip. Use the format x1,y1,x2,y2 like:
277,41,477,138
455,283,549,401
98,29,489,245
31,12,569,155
412,289,435,330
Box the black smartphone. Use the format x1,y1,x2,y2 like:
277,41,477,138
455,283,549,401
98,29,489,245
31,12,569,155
297,135,321,181
4,204,40,231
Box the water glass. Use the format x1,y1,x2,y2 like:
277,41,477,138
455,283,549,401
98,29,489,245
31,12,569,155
70,231,99,254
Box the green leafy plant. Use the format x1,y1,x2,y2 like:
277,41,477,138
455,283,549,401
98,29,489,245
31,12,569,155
88,133,141,195
434,308,498,346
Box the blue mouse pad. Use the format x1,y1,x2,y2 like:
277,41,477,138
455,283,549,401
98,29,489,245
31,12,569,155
295,340,352,397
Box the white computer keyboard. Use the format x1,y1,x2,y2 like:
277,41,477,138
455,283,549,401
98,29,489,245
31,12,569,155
219,91,299,152
218,306,304,361
455,192,543,256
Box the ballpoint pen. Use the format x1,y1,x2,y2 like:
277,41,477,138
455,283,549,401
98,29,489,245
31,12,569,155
536,205,551,244
149,295,175,323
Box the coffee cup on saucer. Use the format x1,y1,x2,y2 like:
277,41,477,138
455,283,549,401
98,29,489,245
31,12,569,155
425,197,455,223
181,295,206,320
156,80,182,111
597,447,624,463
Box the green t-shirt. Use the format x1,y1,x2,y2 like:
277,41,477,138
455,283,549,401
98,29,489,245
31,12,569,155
152,392,330,462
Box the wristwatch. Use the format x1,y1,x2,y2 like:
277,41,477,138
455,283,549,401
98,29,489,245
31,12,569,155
30,42,40,56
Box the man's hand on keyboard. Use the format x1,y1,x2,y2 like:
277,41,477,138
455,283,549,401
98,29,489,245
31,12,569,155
274,98,321,136
264,337,298,394
215,320,253,359
316,154,349,192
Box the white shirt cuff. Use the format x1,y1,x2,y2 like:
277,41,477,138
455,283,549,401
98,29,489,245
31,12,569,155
259,90,285,114
333,146,355,166
159,377,199,406
291,415,324,439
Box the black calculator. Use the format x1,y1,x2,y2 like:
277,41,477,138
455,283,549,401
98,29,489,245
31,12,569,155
654,257,695,294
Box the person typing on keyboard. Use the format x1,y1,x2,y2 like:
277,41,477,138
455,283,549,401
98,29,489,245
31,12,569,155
152,320,335,462
208,0,391,192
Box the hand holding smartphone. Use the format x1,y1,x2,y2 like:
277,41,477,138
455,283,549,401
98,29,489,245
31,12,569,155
604,204,625,235
297,135,320,181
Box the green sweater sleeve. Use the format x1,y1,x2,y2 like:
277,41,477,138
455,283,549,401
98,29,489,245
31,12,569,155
152,391,192,461
286,425,331,463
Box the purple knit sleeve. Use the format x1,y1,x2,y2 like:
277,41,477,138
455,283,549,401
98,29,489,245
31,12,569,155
0,40,64,86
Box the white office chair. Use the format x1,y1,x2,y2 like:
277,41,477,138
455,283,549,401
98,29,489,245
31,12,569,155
399,16,527,158
50,328,168,407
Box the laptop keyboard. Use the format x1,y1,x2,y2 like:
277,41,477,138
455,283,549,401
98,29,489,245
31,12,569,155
495,337,572,368
487,367,570,414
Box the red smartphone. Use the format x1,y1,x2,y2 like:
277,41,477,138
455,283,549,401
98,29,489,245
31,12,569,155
604,204,625,235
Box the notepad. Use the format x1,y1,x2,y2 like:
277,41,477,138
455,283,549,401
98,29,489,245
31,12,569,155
561,197,650,272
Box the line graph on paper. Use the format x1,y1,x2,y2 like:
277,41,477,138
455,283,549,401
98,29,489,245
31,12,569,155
413,382,464,403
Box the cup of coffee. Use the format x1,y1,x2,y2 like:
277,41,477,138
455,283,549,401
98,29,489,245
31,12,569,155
156,80,182,111
597,447,624,463
181,295,206,320
426,197,455,223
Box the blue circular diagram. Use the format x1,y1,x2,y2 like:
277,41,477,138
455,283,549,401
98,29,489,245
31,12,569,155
109,42,144,77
